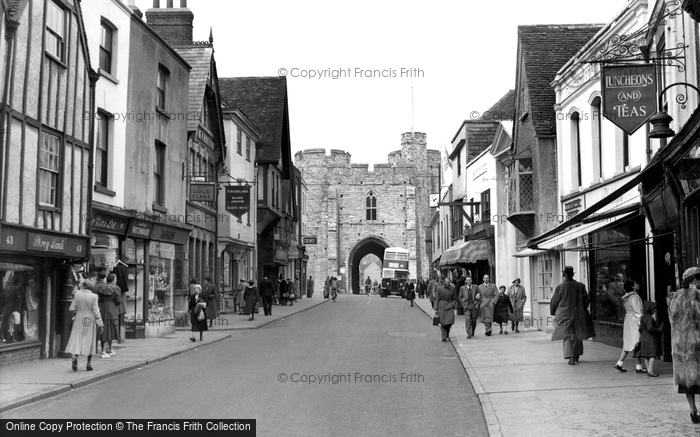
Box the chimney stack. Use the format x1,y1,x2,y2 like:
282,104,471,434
145,0,194,47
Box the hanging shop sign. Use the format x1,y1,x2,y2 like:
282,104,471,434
602,64,657,135
225,186,251,218
302,236,317,245
127,220,153,239
189,183,216,202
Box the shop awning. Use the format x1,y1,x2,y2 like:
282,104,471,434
535,211,636,250
512,248,548,258
439,240,494,266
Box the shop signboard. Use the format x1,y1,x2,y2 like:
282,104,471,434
0,226,88,258
189,183,216,202
302,236,317,245
127,220,153,239
91,210,130,234
151,225,190,245
225,186,251,218
602,64,656,135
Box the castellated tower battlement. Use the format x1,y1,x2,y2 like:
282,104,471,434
295,133,440,295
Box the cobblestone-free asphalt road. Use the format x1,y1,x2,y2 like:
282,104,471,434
4,295,488,437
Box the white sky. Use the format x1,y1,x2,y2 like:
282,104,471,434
135,0,630,166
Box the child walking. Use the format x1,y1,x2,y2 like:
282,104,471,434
639,301,663,377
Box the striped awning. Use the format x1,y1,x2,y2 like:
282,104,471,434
439,240,494,266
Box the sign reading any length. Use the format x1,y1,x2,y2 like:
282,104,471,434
225,186,250,218
602,64,657,135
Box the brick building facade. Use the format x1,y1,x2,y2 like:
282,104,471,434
294,133,440,293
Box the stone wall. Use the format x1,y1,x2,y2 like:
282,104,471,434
295,133,440,292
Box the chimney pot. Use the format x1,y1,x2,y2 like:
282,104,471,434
152,0,159,8
167,0,173,7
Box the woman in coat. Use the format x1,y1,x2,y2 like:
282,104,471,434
405,280,416,307
65,279,103,371
507,278,527,333
667,266,700,423
236,279,247,315
324,276,331,299
639,300,662,377
433,277,457,342
188,284,207,341
203,277,219,328
244,280,259,321
493,286,514,335
613,279,644,373
97,274,121,357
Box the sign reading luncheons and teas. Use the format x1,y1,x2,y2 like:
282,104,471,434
602,64,657,135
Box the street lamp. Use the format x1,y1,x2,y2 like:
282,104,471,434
648,82,700,139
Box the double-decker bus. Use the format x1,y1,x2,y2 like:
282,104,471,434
380,247,409,297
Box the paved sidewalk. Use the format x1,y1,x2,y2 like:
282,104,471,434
178,293,328,331
414,297,697,437
0,295,327,414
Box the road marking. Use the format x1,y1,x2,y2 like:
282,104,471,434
366,297,372,304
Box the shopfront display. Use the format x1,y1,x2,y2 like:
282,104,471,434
148,242,175,321
0,263,39,345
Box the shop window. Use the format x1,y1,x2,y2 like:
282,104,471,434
0,265,39,345
149,242,175,321
45,1,65,60
677,143,700,195
452,204,463,238
366,191,377,220
39,132,61,207
536,253,554,300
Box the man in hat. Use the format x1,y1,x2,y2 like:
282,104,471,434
477,274,498,336
508,278,527,333
550,266,595,365
458,276,481,338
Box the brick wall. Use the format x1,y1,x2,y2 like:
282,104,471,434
145,8,194,47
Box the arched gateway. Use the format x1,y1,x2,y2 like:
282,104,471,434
348,237,388,294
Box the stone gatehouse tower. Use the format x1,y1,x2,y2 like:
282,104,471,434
294,133,440,293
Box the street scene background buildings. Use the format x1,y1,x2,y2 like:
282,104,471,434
0,1,700,434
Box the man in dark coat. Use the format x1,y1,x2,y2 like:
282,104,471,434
307,276,314,298
433,277,457,342
477,275,498,336
550,266,595,365
279,275,288,305
458,276,481,338
259,276,275,316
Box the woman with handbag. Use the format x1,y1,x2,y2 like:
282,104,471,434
244,279,259,321
613,279,644,373
188,284,207,342
203,277,219,328
65,279,103,371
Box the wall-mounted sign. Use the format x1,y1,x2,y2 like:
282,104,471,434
151,225,190,245
91,210,129,235
127,220,153,239
225,186,250,218
0,226,88,258
302,236,317,245
602,64,656,135
190,183,216,202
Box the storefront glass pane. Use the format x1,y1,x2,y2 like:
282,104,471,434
0,264,38,345
124,265,145,322
593,226,631,323
149,242,174,321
